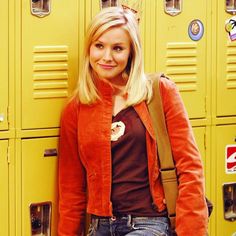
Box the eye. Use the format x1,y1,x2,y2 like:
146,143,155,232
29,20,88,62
113,46,123,52
94,43,104,49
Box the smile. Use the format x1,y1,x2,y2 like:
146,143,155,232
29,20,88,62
98,63,116,69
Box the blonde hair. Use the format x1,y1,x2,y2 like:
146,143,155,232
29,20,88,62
74,6,152,106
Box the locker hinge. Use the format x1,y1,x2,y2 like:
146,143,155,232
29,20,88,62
7,106,10,125
204,132,207,151
204,96,207,114
7,145,10,164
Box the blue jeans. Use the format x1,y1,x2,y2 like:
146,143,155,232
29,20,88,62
87,215,171,236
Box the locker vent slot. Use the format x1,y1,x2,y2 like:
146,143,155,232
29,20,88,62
33,45,69,99
166,42,197,92
226,42,236,89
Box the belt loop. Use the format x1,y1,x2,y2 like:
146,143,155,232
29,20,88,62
92,218,99,230
127,214,132,227
111,215,117,221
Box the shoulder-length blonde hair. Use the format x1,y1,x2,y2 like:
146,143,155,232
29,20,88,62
74,6,152,106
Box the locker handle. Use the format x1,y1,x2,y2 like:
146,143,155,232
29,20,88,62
223,183,236,222
30,202,52,235
31,0,51,18
164,0,182,16
44,148,57,157
100,0,119,9
226,0,236,15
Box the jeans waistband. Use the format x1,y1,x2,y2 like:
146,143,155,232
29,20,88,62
91,214,169,223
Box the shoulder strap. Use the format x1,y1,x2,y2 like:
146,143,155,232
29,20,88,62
147,73,178,230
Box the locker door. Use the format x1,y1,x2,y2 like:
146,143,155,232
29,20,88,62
216,125,236,236
155,0,207,119
217,1,236,116
0,1,9,130
193,126,214,235
0,140,9,236
21,1,78,129
21,137,58,235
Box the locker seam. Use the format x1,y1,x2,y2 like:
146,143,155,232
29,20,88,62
7,106,10,126
7,145,10,164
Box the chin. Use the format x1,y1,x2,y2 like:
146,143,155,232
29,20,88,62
98,74,117,80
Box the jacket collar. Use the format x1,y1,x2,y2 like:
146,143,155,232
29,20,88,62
95,78,114,100
95,78,156,140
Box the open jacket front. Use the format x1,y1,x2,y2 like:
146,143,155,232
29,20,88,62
58,77,208,236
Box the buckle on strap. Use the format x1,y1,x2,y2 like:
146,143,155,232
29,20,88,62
159,168,177,182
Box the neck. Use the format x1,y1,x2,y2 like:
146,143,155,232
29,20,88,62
101,77,127,96
112,83,126,96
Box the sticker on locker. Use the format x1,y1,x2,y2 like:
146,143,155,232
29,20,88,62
226,145,236,174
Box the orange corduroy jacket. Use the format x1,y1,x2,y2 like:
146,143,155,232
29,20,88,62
58,77,208,236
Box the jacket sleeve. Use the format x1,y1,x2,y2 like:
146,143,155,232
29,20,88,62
159,78,208,236
58,99,87,236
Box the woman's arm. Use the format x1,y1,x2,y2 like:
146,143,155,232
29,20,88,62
160,77,208,236
58,99,87,236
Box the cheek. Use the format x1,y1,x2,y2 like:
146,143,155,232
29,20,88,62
89,46,103,60
116,53,130,66
90,47,102,62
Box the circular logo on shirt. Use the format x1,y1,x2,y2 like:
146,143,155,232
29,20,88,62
111,121,125,141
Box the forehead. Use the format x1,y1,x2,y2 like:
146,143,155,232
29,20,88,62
95,27,130,44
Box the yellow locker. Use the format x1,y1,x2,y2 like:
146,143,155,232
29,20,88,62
155,0,208,119
142,0,158,74
217,1,236,117
0,0,9,131
21,137,58,236
0,140,9,236
193,126,213,235
21,0,78,130
215,125,236,236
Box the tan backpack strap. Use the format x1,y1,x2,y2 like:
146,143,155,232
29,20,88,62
147,73,178,230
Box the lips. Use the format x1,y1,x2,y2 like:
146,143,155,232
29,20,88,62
98,63,116,69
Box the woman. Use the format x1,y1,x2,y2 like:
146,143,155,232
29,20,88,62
58,6,208,236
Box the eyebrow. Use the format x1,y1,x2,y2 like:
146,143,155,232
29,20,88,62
94,40,128,46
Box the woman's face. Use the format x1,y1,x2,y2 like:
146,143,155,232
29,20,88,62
89,26,131,84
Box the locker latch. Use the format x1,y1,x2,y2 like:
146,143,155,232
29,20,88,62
31,0,51,17
226,0,236,15
30,202,52,235
223,183,236,221
164,0,182,16
44,148,57,157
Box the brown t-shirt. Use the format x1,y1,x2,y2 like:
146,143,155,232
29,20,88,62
111,106,165,216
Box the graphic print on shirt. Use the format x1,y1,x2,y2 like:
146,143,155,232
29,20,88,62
111,121,126,141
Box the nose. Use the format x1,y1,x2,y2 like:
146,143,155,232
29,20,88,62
103,48,112,62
